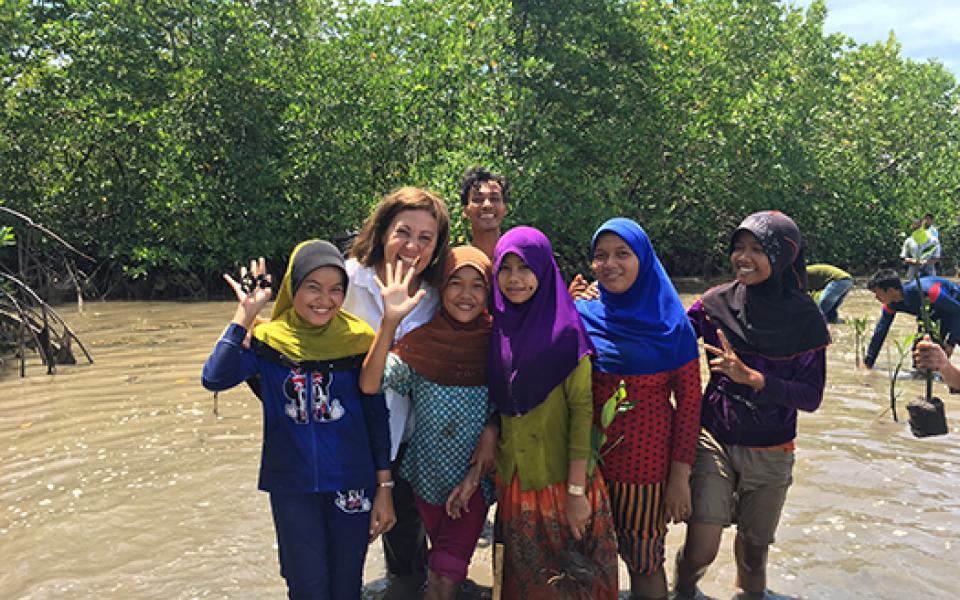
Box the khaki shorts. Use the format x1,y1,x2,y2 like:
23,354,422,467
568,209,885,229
689,430,794,546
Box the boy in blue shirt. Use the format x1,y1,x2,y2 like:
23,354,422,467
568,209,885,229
863,269,960,369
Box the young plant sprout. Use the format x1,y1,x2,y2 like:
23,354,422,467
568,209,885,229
914,273,942,396
850,315,870,368
888,333,918,422
906,273,948,437
587,380,639,479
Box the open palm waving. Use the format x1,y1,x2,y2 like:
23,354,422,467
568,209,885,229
374,258,427,326
224,257,273,330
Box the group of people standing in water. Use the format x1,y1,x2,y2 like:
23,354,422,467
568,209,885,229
202,167,832,600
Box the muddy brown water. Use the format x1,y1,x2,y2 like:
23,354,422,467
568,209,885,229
2,290,958,599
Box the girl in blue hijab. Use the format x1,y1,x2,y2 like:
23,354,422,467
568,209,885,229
576,218,702,600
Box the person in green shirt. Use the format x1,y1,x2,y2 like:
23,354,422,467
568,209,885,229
807,264,853,324
488,226,619,599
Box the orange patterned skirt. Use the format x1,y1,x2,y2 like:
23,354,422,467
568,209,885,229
495,473,618,599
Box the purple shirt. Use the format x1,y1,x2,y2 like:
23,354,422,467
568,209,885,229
688,299,826,447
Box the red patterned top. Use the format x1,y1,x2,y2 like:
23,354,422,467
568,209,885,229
591,358,702,485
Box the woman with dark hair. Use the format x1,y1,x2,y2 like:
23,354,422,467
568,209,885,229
344,186,451,592
349,186,451,289
674,211,829,600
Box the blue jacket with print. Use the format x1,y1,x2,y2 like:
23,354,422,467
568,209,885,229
202,323,390,493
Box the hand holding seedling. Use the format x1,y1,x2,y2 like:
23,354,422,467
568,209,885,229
914,334,949,372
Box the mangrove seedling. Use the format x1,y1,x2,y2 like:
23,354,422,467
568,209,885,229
587,380,638,479
850,315,870,368
888,333,918,422
906,273,949,436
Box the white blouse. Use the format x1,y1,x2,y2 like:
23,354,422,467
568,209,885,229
343,258,440,460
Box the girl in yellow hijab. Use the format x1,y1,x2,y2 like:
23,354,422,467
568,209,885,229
202,240,395,598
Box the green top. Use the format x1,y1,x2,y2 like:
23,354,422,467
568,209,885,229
806,264,852,292
496,356,593,491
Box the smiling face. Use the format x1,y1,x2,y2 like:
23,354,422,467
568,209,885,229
463,180,507,234
591,232,640,294
381,209,439,277
292,266,345,326
730,230,772,286
497,252,539,305
442,265,487,324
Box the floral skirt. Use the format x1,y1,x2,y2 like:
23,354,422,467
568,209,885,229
495,472,618,599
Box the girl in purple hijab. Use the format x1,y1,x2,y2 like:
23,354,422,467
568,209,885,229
489,226,618,599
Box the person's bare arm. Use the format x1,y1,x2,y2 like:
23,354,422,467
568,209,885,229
915,335,960,389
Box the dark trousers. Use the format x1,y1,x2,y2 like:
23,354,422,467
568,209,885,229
382,442,428,579
270,490,372,600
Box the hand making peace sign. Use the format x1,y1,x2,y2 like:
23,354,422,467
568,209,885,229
704,328,766,391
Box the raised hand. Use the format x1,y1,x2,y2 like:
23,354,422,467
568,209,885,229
374,259,427,326
224,257,272,329
568,273,600,301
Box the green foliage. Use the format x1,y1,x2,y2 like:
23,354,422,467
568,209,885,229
889,333,919,422
587,379,639,479
1,0,958,296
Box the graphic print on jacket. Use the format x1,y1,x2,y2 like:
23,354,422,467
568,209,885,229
336,489,373,513
283,368,345,424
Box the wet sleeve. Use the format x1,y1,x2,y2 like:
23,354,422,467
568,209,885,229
753,347,826,412
361,388,391,472
669,358,703,466
565,356,594,462
864,307,896,368
201,323,259,391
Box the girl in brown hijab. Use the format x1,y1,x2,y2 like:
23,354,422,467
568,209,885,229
360,246,496,600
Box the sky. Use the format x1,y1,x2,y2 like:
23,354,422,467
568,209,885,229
791,0,960,77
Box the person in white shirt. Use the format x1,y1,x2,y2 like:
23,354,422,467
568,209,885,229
344,187,450,594
901,217,940,279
